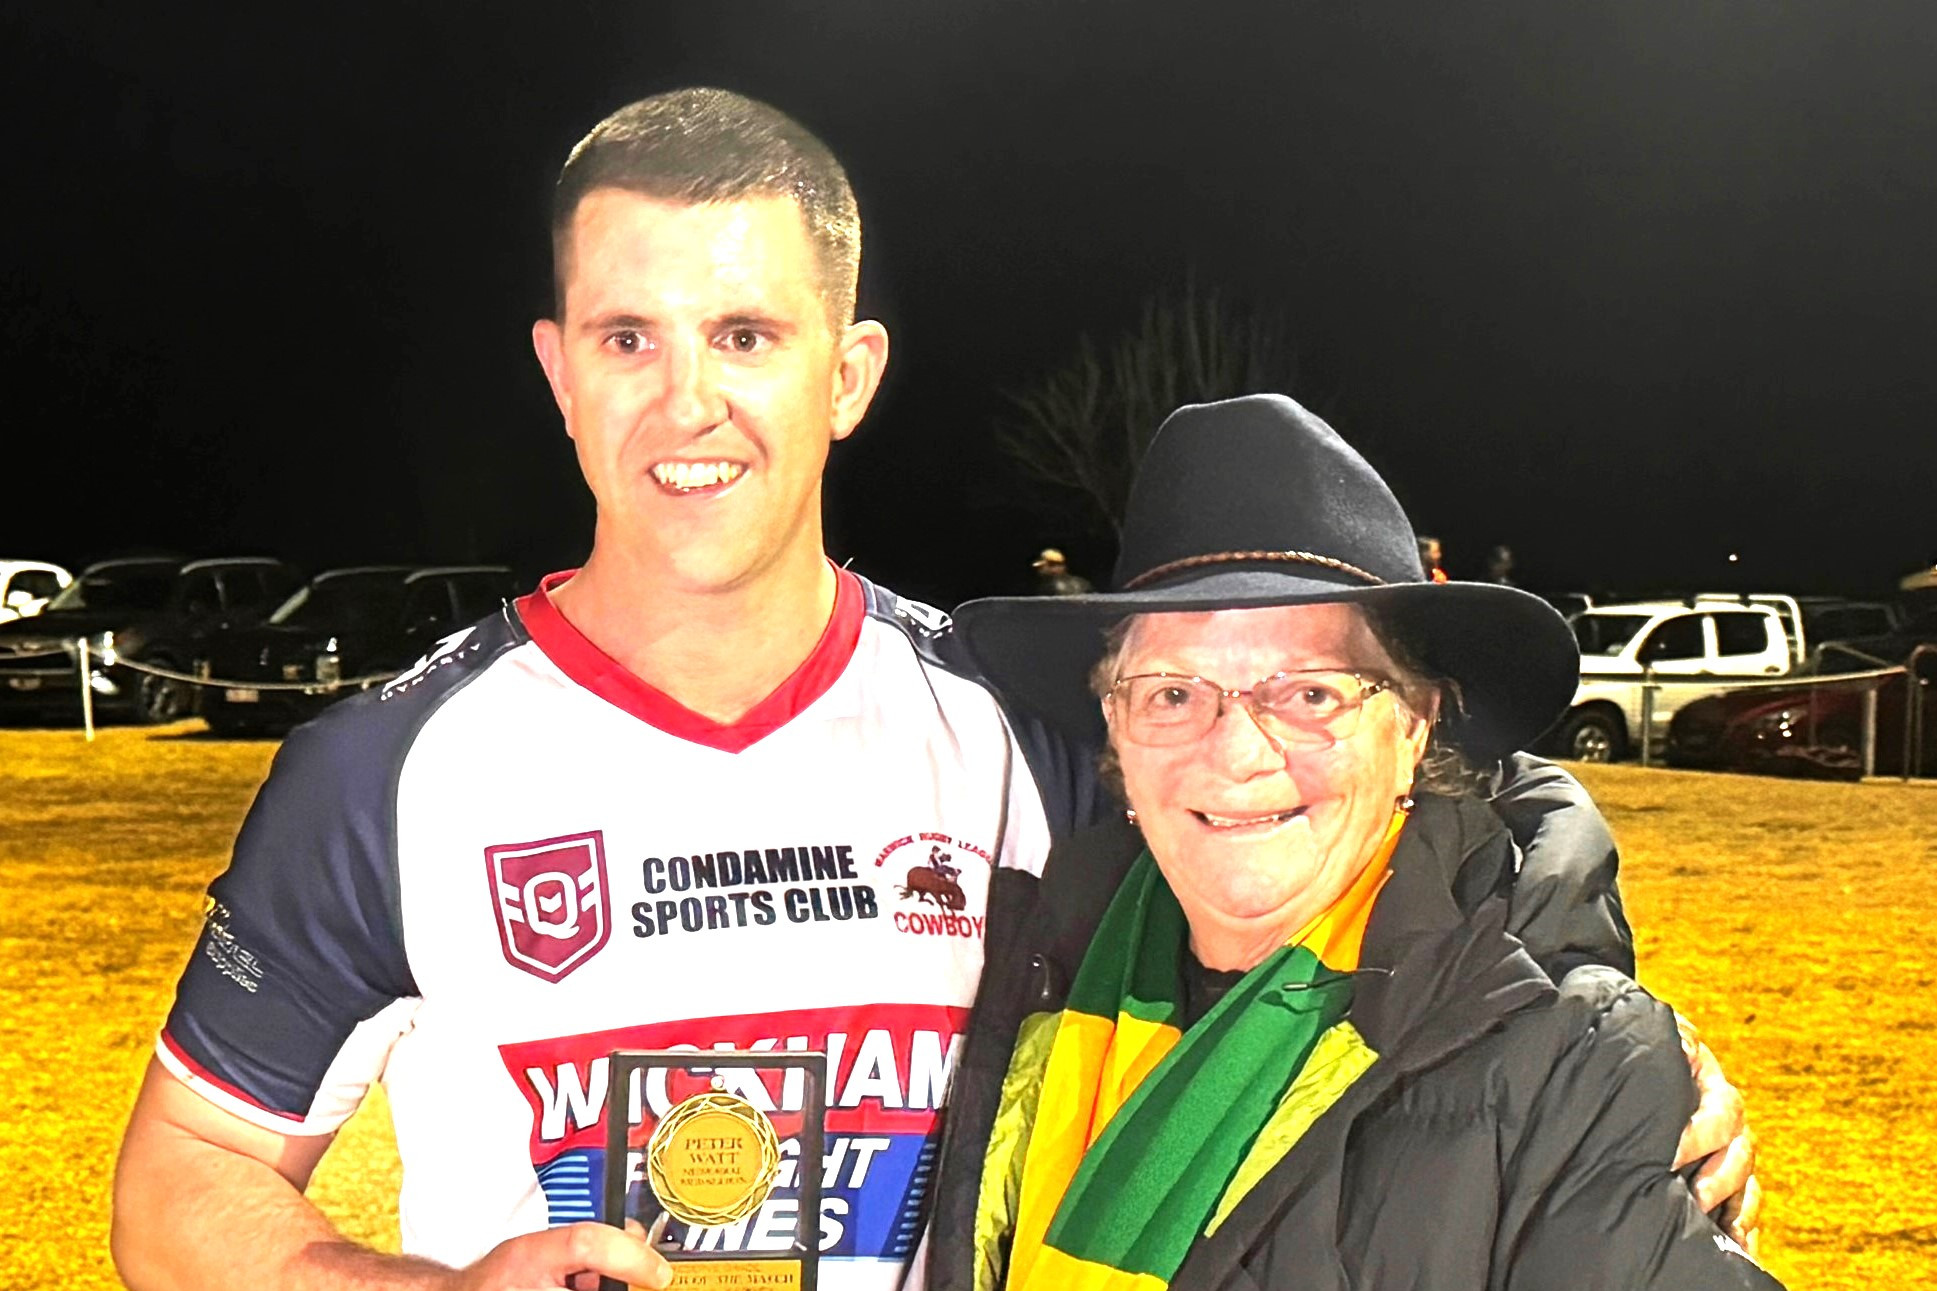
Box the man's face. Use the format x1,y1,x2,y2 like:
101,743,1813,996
533,190,885,594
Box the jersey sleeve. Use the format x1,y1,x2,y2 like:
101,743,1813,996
993,719,1057,879
159,702,422,1134
1002,702,1111,843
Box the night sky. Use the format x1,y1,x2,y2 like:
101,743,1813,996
6,2,1934,610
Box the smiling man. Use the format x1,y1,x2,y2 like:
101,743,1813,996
529,164,882,723
111,89,1754,1291
112,87,1076,1291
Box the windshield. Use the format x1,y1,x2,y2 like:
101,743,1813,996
46,564,176,613
269,572,409,630
1572,613,1653,657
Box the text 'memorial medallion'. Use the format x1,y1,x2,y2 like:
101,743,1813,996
647,1091,782,1227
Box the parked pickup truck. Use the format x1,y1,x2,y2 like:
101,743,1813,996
1549,599,1797,762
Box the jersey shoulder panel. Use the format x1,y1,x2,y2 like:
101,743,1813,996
855,574,1108,840
161,606,526,1126
856,575,955,668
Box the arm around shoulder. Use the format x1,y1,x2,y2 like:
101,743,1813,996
1490,753,1636,979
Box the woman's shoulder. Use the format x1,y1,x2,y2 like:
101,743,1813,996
1488,965,1696,1161
1483,970,1781,1287
1379,965,1684,1118
1493,965,1685,1077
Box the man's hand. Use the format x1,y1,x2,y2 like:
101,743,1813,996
1672,1011,1762,1257
113,1056,672,1291
449,1221,670,1291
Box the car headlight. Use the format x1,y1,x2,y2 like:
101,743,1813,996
91,630,116,666
1751,707,1807,736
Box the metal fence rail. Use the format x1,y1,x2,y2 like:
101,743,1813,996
47,638,401,742
1907,645,1935,781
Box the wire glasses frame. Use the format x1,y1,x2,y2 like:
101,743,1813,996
1107,669,1396,748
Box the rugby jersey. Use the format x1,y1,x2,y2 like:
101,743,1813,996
159,568,1094,1287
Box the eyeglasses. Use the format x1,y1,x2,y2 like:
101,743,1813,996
1107,670,1395,748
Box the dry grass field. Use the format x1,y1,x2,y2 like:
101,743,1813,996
3,722,1933,1289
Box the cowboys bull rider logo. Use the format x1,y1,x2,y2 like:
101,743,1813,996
489,831,612,981
899,845,965,910
874,832,994,939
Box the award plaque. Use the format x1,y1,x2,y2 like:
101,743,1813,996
602,1050,827,1291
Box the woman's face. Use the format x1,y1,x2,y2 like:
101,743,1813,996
1107,603,1433,956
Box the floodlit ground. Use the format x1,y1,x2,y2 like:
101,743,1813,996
2,723,1932,1289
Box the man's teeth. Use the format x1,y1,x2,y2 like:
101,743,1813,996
1198,808,1305,828
651,461,745,491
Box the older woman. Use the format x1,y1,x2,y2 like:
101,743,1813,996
932,395,1779,1290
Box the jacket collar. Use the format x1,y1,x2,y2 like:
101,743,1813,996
1351,793,1555,1063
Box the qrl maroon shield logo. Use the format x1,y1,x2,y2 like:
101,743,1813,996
486,831,611,982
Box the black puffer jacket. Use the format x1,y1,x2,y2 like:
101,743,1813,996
927,776,1780,1290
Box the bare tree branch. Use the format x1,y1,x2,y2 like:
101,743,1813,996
995,279,1301,539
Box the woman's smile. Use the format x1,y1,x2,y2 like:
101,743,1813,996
1190,805,1309,832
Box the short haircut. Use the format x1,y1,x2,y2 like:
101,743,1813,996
550,87,861,327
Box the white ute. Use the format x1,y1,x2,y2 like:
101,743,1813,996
1554,599,1796,762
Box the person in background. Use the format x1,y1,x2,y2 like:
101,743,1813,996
1033,547,1094,596
1484,543,1517,585
1416,534,1447,583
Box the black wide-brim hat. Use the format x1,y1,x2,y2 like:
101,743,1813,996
954,394,1580,762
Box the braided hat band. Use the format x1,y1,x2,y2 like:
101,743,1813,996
1122,549,1389,592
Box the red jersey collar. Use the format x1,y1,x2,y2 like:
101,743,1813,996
515,565,864,753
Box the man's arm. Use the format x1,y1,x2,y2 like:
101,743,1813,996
117,666,668,1291
1485,753,1759,1248
1489,752,1635,980
113,1058,669,1291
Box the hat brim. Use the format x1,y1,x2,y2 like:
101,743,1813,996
953,570,1580,763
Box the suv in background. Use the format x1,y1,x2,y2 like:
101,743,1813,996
0,556,301,723
199,565,516,736
1691,593,1900,669
1550,600,1794,761
0,560,72,625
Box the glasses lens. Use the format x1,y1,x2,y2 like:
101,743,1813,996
1118,676,1217,744
1253,672,1364,740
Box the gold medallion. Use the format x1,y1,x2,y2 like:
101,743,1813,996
645,1091,783,1228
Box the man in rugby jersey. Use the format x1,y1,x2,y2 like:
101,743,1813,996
114,85,1062,1291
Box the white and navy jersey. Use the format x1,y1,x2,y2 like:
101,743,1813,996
159,568,1096,1287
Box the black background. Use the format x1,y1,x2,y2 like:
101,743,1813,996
5,2,1934,607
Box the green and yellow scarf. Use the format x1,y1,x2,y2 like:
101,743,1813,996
989,811,1405,1291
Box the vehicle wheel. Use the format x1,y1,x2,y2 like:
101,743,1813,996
1558,709,1626,763
136,669,196,724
